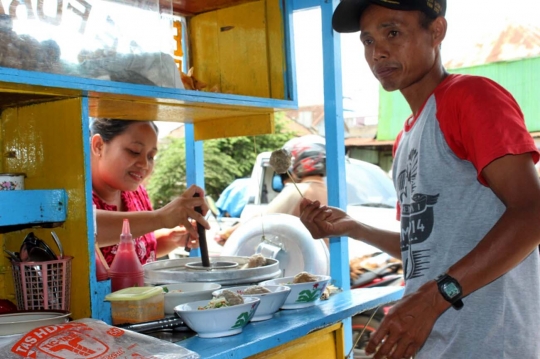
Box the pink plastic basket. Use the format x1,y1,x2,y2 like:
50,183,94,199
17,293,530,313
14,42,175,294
11,256,72,311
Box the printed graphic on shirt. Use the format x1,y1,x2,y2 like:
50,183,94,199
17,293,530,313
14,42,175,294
397,149,439,280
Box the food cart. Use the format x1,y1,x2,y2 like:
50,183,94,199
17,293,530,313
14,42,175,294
0,0,403,356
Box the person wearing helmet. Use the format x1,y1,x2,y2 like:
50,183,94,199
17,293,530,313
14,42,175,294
264,141,328,217
214,136,328,244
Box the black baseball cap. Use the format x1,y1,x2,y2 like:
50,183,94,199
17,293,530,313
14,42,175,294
332,0,446,33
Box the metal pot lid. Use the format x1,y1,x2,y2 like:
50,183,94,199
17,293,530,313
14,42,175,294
221,213,330,277
143,256,281,286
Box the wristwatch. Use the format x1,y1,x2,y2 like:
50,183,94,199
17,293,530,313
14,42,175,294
436,273,464,310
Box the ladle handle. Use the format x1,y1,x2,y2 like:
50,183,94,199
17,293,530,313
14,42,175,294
194,193,211,267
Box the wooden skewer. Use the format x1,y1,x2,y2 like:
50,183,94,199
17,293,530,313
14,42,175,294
286,171,304,199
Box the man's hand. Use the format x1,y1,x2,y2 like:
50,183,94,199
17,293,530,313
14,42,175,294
299,198,351,239
365,281,448,359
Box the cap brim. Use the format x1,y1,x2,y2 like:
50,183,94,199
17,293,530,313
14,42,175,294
332,0,371,33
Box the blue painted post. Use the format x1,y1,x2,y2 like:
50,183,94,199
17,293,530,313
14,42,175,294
320,0,349,292
185,123,204,258
320,0,353,352
84,98,112,323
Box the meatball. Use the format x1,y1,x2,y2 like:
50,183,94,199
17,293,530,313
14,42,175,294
293,271,318,283
243,285,271,295
246,253,267,268
269,148,291,174
218,290,244,306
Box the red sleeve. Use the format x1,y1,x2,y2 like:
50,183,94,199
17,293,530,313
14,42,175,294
435,75,539,185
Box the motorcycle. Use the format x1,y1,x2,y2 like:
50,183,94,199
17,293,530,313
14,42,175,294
349,255,404,359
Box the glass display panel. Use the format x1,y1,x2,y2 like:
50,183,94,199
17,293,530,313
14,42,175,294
0,0,185,88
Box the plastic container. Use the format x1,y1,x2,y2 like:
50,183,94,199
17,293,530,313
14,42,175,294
108,219,144,291
11,256,72,311
105,286,165,325
0,173,25,190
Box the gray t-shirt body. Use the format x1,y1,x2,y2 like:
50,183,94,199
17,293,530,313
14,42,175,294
392,75,540,358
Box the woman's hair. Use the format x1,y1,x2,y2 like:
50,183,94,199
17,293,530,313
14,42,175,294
90,118,159,142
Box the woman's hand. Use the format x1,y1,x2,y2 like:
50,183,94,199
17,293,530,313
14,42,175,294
156,185,210,238
155,223,200,258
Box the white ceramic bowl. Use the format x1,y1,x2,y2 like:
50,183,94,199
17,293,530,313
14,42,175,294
0,311,71,335
212,285,291,321
259,275,331,309
159,282,222,315
174,297,260,338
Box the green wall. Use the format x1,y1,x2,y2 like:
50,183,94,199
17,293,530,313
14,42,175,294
377,56,540,141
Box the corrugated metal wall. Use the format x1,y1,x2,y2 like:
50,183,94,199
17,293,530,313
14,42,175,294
377,56,540,141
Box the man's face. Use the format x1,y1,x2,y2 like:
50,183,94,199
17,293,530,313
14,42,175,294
359,5,438,92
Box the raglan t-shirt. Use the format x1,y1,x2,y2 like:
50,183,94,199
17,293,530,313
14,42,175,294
93,186,157,266
392,74,540,358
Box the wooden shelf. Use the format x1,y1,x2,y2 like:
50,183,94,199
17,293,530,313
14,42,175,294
164,0,260,16
0,67,296,140
0,190,67,232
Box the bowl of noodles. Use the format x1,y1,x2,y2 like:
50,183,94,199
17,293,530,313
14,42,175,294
212,284,291,321
259,272,331,309
159,282,222,315
174,294,260,338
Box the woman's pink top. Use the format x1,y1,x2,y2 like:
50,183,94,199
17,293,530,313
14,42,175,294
93,186,157,266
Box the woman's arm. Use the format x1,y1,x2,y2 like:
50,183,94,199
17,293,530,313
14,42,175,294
154,227,199,258
95,185,210,247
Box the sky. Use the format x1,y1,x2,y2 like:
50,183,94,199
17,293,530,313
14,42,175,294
156,0,539,137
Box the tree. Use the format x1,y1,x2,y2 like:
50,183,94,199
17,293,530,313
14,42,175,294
147,113,298,208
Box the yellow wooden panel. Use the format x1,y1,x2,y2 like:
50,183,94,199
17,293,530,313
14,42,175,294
0,98,91,319
194,113,274,140
248,323,345,359
190,11,221,92
266,0,286,99
89,96,269,123
171,0,259,15
0,81,81,98
218,1,270,97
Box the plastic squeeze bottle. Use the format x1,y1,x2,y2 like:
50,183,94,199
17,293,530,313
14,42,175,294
108,219,144,292
93,205,110,281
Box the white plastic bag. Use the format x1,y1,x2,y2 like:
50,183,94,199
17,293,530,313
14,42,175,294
0,319,199,359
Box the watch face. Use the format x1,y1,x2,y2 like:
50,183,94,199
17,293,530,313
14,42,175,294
442,282,460,299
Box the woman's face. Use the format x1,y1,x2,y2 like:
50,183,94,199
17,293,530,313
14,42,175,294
93,122,158,193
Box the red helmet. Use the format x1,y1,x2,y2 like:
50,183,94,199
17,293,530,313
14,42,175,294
291,141,326,179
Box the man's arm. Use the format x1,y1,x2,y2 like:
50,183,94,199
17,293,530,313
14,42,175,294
447,153,540,298
299,200,402,258
365,153,540,358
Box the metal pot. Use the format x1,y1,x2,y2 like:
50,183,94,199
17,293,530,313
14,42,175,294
143,256,282,286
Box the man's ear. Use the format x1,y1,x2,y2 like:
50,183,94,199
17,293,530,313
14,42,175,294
431,16,447,47
91,134,104,157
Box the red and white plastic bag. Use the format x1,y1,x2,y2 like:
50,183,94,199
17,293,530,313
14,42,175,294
0,319,199,359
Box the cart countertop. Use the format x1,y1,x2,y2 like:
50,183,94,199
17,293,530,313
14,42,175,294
176,286,404,359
